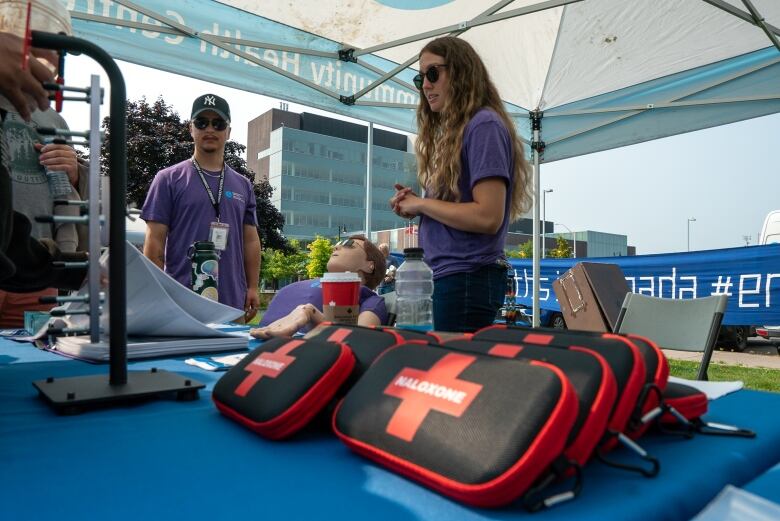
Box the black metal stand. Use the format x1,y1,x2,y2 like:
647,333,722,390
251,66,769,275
30,31,204,414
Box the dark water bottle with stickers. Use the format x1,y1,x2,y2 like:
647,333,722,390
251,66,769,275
191,241,219,302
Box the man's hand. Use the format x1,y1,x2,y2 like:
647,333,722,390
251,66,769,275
0,33,53,121
35,143,79,186
244,289,260,321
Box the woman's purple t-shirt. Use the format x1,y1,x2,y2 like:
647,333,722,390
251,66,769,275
141,159,258,310
419,108,514,279
259,278,388,333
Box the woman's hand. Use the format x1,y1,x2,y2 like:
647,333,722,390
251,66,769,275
390,183,420,219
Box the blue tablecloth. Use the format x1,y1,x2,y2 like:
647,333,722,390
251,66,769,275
1,337,778,520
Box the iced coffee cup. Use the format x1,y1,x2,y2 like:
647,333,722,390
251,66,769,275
321,272,361,325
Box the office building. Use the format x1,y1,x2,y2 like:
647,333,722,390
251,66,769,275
248,108,417,242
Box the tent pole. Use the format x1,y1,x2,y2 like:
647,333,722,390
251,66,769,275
740,0,780,51
531,111,544,328
365,122,373,238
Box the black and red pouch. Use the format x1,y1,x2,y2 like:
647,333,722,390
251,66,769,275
472,325,659,476
306,323,408,379
658,381,755,438
441,337,617,467
213,337,354,440
334,342,580,509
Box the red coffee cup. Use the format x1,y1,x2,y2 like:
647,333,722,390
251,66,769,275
321,272,361,325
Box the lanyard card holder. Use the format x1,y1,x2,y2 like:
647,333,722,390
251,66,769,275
213,337,355,440
333,343,580,510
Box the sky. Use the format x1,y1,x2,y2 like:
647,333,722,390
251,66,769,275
60,56,780,256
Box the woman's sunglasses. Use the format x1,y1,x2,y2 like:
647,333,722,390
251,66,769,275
413,64,447,90
335,239,363,249
193,117,228,131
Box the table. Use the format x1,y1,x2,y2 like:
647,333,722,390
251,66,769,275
1,337,778,520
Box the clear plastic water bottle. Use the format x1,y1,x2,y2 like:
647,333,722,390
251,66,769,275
395,247,434,331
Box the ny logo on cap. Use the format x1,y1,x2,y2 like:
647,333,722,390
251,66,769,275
233,339,303,397
204,95,216,106
383,353,483,442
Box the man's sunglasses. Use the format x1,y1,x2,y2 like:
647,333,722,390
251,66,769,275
413,64,447,90
193,117,228,131
335,239,363,249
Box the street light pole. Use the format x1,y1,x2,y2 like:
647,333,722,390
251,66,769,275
687,217,696,251
542,189,553,259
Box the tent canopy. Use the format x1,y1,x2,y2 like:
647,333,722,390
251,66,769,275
68,0,780,162
67,0,780,325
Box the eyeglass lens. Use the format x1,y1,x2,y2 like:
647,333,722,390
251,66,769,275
336,239,355,248
194,117,228,131
413,65,442,90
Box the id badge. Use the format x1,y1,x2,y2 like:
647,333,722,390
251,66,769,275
209,222,230,250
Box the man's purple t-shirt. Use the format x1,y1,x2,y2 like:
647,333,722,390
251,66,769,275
141,159,258,310
259,278,388,334
419,108,514,280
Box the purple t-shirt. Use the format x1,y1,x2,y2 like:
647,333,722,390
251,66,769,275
259,278,388,333
419,108,514,279
141,159,258,310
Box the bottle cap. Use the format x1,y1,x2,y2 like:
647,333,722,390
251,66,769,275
403,247,424,259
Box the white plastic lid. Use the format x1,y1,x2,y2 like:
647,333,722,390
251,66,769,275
321,271,361,282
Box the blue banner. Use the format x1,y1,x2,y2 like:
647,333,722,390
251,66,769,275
509,244,780,326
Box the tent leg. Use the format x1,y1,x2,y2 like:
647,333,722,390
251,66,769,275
532,150,541,328
365,122,373,238
531,112,543,328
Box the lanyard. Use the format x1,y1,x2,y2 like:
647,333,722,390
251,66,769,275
191,158,225,222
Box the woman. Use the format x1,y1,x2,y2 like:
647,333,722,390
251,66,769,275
390,36,531,332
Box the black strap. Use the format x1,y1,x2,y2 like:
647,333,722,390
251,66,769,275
191,158,225,221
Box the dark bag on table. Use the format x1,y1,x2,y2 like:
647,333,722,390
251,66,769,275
472,325,661,476
441,336,617,468
306,322,408,380
213,337,354,439
333,342,580,509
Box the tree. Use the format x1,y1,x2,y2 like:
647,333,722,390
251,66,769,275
548,235,573,259
307,236,333,279
97,96,291,252
507,240,534,259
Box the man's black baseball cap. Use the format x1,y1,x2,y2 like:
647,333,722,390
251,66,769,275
191,94,231,122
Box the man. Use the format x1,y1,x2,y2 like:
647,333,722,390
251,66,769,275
376,242,399,295
141,94,261,318
250,235,387,339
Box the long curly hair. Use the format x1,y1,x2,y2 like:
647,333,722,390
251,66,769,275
415,37,531,220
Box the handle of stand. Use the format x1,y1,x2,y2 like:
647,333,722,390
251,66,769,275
32,31,128,385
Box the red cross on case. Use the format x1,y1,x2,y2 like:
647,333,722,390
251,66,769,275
383,353,484,442
234,339,304,397
488,344,523,358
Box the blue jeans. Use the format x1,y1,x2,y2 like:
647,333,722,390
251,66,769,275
432,263,506,333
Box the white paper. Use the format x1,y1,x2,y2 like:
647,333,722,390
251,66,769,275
52,334,248,362
668,376,744,400
64,242,243,337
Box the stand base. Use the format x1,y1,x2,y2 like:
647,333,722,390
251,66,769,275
33,369,205,415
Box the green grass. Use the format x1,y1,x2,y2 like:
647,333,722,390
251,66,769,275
668,359,780,393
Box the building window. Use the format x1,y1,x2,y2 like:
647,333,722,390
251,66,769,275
332,195,364,208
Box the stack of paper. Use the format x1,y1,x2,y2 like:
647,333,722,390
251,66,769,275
52,335,249,362
49,242,251,361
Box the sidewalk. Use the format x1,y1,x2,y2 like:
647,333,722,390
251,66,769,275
663,347,780,370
